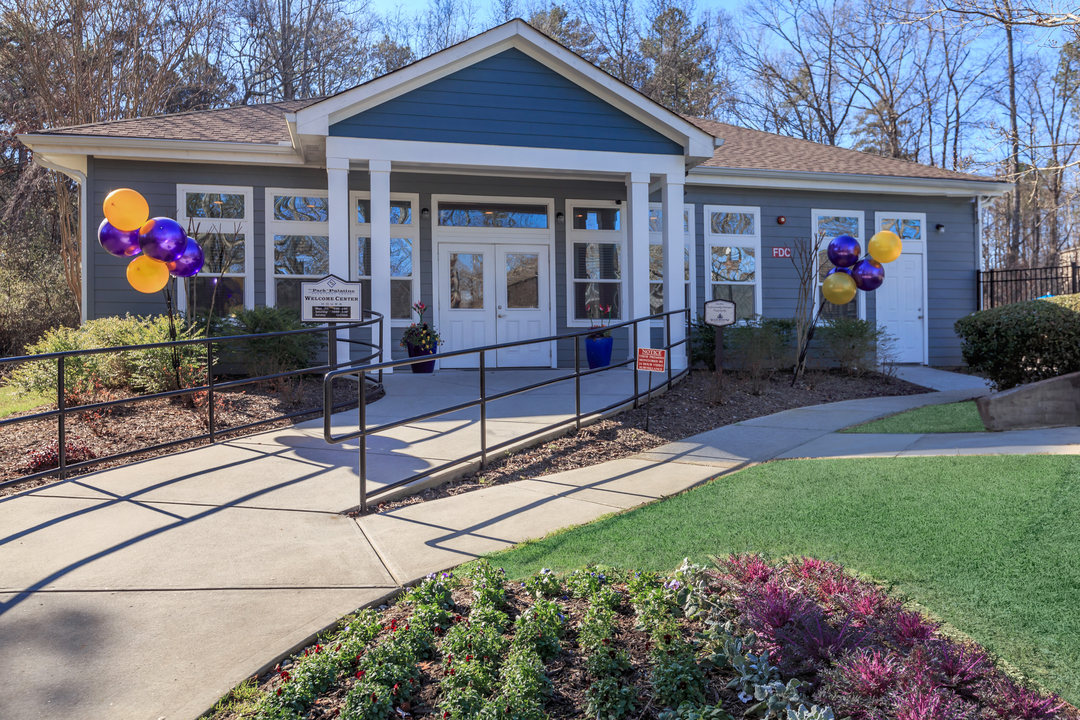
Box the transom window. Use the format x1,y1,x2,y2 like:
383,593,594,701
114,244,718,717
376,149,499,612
352,192,419,322
705,205,760,321
177,184,253,316
266,189,329,312
439,202,548,229
813,209,865,321
648,205,695,318
567,201,624,325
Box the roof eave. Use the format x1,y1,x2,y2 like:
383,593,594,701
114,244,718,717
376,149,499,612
687,165,1014,197
18,133,307,167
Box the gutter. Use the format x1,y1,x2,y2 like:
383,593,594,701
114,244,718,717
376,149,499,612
687,165,1014,198
35,154,89,323
18,133,307,167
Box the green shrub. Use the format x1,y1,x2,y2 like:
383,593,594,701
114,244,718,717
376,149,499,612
6,314,206,396
690,317,794,374
815,318,889,377
217,306,325,377
954,295,1080,390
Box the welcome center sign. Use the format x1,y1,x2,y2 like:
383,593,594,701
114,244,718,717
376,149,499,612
301,275,362,322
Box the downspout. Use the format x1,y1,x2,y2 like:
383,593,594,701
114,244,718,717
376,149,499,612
35,155,89,324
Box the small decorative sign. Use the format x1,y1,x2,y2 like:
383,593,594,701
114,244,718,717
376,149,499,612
637,348,667,373
301,275,362,323
704,299,737,328
772,247,792,258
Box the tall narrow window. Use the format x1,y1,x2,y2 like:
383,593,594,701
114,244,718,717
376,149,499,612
648,205,695,318
567,203,625,324
267,190,329,311
352,192,419,322
813,209,865,321
705,205,760,321
177,185,253,315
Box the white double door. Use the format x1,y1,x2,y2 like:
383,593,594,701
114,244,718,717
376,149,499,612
438,243,551,368
877,252,925,363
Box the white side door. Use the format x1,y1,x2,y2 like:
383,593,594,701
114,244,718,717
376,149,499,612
878,252,925,363
496,245,550,367
438,244,495,369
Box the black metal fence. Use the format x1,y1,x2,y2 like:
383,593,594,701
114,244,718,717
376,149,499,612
323,307,692,512
0,312,384,490
978,264,1080,309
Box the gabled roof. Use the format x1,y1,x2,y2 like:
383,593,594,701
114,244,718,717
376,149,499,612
686,117,999,186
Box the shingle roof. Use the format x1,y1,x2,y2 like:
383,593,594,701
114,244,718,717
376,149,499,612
34,97,1001,185
36,98,321,144
685,116,999,184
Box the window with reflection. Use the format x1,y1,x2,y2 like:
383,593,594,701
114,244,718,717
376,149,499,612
649,205,694,316
706,205,759,321
439,202,548,229
353,194,418,323
815,212,862,321
881,217,921,240
450,253,484,308
505,253,540,309
178,186,252,316
572,208,620,230
573,242,621,320
268,190,329,311
356,199,413,225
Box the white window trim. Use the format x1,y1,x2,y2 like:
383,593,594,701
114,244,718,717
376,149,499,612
648,203,695,326
175,184,255,312
874,210,930,365
704,204,762,320
812,208,866,321
565,199,627,328
265,188,330,308
350,191,420,326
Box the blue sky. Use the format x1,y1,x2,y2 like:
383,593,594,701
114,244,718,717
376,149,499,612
370,0,742,18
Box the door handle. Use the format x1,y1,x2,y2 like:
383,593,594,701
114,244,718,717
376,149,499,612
498,314,506,318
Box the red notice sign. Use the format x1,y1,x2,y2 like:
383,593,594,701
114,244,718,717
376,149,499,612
772,247,792,258
637,348,667,373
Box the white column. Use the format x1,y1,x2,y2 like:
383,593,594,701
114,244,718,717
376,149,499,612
327,158,351,363
369,159,393,372
627,172,651,358
662,173,687,370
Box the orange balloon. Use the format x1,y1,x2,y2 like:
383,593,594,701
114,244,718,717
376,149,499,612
103,188,149,232
126,254,169,294
868,230,903,264
822,271,857,305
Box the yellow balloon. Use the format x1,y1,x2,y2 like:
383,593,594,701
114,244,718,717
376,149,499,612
126,254,169,294
103,188,149,232
823,272,857,305
868,230,903,264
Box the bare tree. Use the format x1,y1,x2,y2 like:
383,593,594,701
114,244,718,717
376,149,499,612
582,0,646,85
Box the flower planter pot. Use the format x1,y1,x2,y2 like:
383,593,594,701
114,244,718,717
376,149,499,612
585,336,613,369
407,343,437,374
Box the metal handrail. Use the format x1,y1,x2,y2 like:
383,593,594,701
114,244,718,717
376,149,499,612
322,307,693,512
0,311,385,489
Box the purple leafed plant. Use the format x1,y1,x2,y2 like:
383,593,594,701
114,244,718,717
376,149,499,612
890,610,939,646
929,640,991,696
895,682,976,720
720,553,775,585
776,609,874,668
836,648,901,698
988,677,1068,719
738,580,811,634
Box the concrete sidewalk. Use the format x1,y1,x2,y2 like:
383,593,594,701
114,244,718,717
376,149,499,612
3,369,1077,720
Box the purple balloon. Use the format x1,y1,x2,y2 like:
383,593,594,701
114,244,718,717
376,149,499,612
827,267,852,276
167,237,205,278
827,234,861,269
138,217,187,263
851,258,885,291
98,219,141,258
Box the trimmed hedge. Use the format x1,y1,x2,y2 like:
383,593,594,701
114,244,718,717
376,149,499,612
954,293,1080,390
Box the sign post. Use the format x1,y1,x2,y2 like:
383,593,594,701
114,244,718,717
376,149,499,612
703,299,737,378
302,275,363,370
636,348,667,433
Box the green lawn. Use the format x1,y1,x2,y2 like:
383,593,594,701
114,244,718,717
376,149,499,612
0,385,49,419
485,455,1080,702
841,400,986,433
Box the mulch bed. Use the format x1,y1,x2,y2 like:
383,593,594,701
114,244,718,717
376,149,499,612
357,368,929,516
0,377,381,497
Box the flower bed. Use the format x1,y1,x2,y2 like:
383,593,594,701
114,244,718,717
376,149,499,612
213,556,1075,720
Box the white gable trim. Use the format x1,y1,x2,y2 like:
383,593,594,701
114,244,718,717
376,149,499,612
688,166,1013,197
294,20,714,161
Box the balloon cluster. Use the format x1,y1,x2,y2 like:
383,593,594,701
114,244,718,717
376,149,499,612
821,230,903,305
98,188,205,294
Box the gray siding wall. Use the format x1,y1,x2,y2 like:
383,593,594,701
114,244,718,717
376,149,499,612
88,157,978,368
681,185,978,367
330,48,683,155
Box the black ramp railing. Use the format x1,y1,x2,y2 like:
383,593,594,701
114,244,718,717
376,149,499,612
0,311,385,490
323,307,692,512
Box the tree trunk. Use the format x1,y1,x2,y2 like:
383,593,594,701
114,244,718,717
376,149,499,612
1006,19,1022,265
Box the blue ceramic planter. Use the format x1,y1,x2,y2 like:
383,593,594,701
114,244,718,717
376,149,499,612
407,343,437,373
585,336,613,369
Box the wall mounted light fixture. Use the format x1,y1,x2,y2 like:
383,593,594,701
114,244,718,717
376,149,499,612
935,223,945,233
421,208,430,219
555,211,565,225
